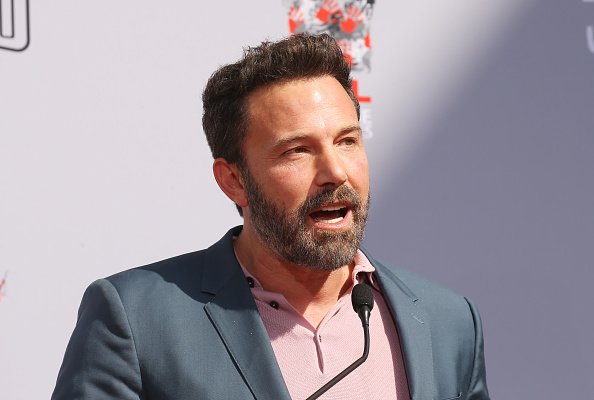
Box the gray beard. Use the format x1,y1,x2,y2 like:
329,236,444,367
240,168,369,271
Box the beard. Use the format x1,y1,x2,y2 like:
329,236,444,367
240,168,369,271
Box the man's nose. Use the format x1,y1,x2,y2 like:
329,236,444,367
314,149,348,187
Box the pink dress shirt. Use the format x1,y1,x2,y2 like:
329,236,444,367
239,250,410,400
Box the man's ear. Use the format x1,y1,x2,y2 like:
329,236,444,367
212,158,249,208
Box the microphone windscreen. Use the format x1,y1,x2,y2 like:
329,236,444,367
351,283,374,313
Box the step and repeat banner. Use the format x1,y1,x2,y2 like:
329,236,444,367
1,1,593,398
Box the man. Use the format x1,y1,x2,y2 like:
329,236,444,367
53,34,489,399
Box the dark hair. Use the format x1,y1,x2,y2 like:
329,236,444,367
201,33,360,166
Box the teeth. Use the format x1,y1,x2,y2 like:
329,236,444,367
322,216,344,224
320,206,343,212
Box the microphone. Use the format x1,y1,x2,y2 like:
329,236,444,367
352,282,374,326
306,283,375,400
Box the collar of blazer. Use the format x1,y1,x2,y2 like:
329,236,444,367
200,226,437,400
361,247,438,400
201,226,292,399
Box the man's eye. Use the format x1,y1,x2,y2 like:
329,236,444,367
286,146,308,154
341,137,357,146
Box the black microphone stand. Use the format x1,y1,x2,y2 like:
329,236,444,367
305,323,370,400
305,283,373,400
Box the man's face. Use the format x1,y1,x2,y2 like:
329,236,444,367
240,76,370,270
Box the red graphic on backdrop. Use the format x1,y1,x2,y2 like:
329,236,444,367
283,0,376,137
340,5,364,34
283,0,375,73
316,0,342,24
289,6,305,33
351,80,370,102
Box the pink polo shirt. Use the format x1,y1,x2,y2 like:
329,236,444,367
239,250,410,400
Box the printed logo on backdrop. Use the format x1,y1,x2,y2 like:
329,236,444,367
283,0,376,138
0,271,7,302
585,0,594,54
0,0,30,52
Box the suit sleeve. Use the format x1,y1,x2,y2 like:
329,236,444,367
52,279,143,400
464,298,490,400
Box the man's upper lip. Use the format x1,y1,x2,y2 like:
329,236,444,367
309,202,352,213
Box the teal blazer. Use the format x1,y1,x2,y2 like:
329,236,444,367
52,226,489,399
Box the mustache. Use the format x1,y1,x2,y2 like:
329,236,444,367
298,185,362,218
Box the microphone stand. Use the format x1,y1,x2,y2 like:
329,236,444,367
306,283,373,400
305,308,371,400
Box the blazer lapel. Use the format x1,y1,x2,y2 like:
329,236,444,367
370,259,437,400
202,228,292,400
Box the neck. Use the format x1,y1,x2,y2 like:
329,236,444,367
234,226,353,328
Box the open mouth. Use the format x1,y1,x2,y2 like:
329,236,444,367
309,205,349,224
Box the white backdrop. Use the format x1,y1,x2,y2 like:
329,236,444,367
1,1,593,399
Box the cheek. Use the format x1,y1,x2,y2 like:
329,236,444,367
348,154,370,188
265,167,312,207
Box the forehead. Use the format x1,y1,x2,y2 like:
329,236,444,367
244,76,358,138
246,75,351,105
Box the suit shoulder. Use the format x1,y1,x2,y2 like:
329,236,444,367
371,257,475,317
96,228,241,309
104,227,240,293
374,258,460,296
106,250,206,287
95,249,215,311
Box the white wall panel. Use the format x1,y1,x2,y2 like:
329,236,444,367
1,1,592,398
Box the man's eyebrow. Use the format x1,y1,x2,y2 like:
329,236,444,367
272,134,310,152
340,124,363,136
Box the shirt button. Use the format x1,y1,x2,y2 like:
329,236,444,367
269,301,280,309
246,277,255,288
